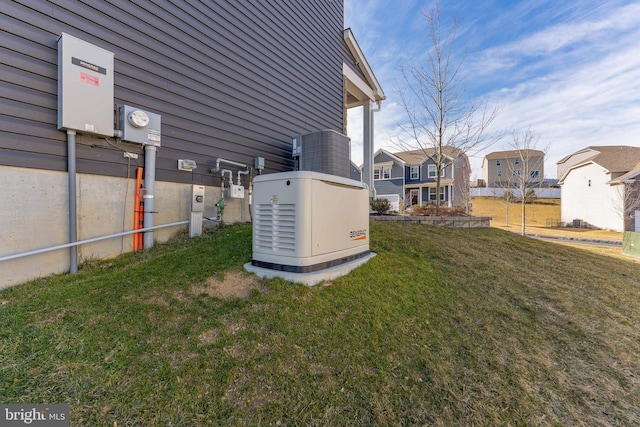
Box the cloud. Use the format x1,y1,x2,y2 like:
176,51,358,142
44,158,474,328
347,0,640,179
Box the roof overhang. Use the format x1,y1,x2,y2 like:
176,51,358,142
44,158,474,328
343,28,385,107
558,161,609,184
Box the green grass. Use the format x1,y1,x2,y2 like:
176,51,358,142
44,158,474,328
2,223,640,426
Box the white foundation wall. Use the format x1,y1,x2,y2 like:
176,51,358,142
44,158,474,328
560,163,623,231
0,166,250,289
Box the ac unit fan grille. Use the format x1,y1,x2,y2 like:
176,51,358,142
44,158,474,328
254,204,296,252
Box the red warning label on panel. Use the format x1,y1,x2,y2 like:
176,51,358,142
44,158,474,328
80,72,99,86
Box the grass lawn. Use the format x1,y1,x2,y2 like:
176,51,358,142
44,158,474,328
1,222,640,425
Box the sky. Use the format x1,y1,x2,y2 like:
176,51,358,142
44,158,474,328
344,0,640,180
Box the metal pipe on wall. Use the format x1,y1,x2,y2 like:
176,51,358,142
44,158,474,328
210,157,248,173
143,144,157,249
0,220,189,263
67,129,78,274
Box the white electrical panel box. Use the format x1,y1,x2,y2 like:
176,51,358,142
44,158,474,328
251,171,370,272
230,184,245,199
57,33,115,137
120,105,161,146
191,185,205,212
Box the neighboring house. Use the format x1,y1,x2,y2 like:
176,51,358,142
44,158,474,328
372,147,471,210
350,161,362,182
0,1,384,288
482,149,545,188
557,146,640,232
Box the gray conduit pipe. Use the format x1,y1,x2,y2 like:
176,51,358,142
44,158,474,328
210,157,248,173
0,220,189,263
67,130,78,274
143,144,157,250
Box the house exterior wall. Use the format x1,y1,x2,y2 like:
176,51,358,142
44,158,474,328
410,158,469,207
373,151,404,198
373,152,404,177
2,1,346,178
375,178,404,198
561,163,623,231
483,154,544,187
0,1,354,287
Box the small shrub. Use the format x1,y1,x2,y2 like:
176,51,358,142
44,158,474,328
504,190,516,203
524,188,537,204
370,197,391,214
409,204,467,216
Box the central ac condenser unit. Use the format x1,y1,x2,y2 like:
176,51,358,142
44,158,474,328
250,171,370,273
292,129,351,178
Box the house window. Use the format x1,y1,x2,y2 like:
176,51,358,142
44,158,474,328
410,166,419,180
497,170,502,177
374,168,381,180
496,160,501,166
515,158,520,165
382,167,391,179
427,164,445,178
513,169,521,176
530,170,540,179
429,187,445,201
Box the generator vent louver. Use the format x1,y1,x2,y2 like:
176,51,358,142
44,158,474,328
254,203,296,253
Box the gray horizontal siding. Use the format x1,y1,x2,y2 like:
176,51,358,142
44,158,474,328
374,178,403,197
1,0,349,184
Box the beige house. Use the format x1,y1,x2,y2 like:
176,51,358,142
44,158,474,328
481,149,545,188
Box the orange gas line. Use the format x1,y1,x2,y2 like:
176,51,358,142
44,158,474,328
134,167,144,251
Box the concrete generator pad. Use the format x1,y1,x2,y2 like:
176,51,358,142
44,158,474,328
244,252,376,286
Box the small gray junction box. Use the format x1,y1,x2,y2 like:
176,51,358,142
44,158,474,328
57,33,114,137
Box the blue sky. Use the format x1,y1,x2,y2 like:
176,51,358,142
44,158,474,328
345,0,640,179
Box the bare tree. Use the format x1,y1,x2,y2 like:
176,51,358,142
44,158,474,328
503,128,547,236
394,0,502,215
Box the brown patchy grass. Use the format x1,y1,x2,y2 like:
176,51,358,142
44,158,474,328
192,268,262,299
472,196,623,242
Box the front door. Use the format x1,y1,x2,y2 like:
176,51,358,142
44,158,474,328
410,189,419,206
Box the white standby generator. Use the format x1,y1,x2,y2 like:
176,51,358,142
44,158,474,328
248,171,371,277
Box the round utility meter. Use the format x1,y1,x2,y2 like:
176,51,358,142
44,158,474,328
127,110,150,128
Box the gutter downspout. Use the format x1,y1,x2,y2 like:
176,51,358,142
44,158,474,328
67,130,78,274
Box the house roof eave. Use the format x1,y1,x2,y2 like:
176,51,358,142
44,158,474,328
343,28,385,103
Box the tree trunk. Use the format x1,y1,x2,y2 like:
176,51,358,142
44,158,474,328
521,196,526,235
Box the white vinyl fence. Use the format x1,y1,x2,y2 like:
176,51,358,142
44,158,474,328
470,187,561,199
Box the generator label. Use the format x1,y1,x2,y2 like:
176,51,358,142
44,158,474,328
350,229,367,241
80,72,99,86
72,57,107,75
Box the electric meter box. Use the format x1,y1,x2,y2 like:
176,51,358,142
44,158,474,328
191,185,205,212
57,33,115,137
119,105,162,146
